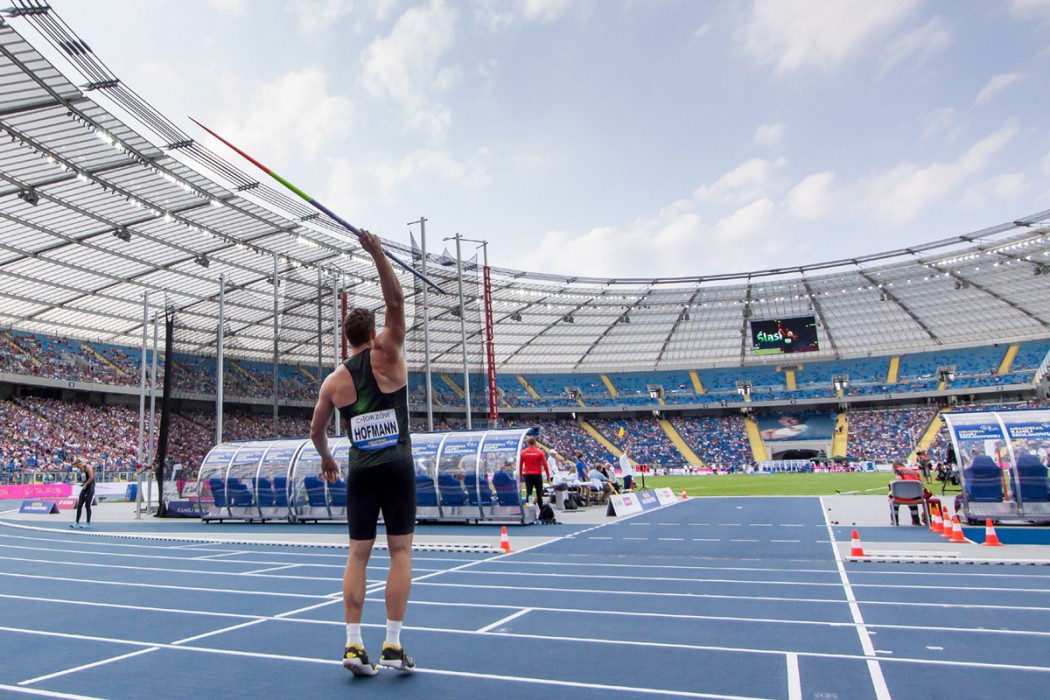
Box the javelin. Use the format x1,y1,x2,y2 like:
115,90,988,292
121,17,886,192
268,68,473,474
190,118,445,295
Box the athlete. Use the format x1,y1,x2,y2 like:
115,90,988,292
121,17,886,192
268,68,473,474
71,457,94,529
310,230,415,676
518,437,551,508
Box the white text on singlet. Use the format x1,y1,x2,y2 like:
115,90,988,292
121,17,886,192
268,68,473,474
350,408,400,452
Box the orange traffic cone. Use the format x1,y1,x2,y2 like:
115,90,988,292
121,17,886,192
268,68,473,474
850,529,865,557
499,526,513,553
680,489,688,500
929,503,942,534
950,516,967,543
982,519,1004,547
941,511,954,539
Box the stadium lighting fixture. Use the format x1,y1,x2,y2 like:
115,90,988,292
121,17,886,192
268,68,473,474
194,254,209,268
17,187,39,206
112,225,131,242
510,312,522,322
563,314,575,323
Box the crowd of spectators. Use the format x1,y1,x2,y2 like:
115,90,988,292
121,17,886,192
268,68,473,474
670,415,753,470
846,407,940,463
587,416,680,467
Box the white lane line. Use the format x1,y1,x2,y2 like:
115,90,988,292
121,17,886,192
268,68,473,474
243,565,299,575
0,682,109,699
771,540,801,544
693,538,720,542
786,652,802,700
192,551,248,560
718,523,743,526
623,537,648,541
749,524,773,527
780,524,805,528
18,649,159,686
657,538,685,541
477,608,532,633
589,536,614,540
0,553,338,583
730,539,759,543
820,496,890,700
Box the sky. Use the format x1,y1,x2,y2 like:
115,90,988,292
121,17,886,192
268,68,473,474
36,0,1050,279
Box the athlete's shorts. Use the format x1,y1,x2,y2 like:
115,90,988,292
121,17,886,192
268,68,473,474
346,456,416,540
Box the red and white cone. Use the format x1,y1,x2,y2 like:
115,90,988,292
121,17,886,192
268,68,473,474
941,511,955,539
950,516,967,544
850,529,865,558
499,526,513,553
982,519,1003,547
929,504,943,534
680,489,688,500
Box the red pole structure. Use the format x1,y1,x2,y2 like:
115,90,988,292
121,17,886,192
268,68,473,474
483,264,498,425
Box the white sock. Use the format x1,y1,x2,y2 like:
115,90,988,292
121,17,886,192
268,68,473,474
385,619,402,647
345,623,363,647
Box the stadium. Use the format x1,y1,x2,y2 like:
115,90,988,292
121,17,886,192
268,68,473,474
2,3,1050,699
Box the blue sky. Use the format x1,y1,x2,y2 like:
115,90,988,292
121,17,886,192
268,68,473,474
43,0,1050,278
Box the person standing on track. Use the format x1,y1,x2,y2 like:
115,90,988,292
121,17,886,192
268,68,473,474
618,441,635,492
310,230,415,677
519,437,551,508
71,457,94,529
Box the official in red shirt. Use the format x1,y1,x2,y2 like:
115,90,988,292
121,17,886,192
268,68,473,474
519,437,551,508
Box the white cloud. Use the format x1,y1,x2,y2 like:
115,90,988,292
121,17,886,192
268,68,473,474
693,157,786,206
975,72,1025,105
882,16,953,73
209,0,246,11
960,173,1028,209
859,124,1017,224
752,122,784,147
917,107,956,139
291,0,398,35
1042,151,1050,175
739,0,919,74
1009,0,1050,18
786,172,835,220
472,0,575,32
361,0,459,139
210,67,355,165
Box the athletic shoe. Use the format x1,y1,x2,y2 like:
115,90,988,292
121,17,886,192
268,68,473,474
342,644,377,676
379,643,415,672
70,523,80,529
81,523,91,529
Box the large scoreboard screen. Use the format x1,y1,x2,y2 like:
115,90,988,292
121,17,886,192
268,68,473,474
750,316,819,356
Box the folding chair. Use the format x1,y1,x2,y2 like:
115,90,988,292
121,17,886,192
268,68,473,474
889,480,929,526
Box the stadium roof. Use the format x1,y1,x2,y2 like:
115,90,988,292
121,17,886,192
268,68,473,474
2,1,1050,375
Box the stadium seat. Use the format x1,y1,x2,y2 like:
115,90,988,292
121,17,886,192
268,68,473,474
225,478,253,507
415,474,438,506
492,470,522,506
964,455,1004,503
464,472,494,506
329,480,347,507
1014,453,1050,503
255,477,276,507
273,476,289,507
208,478,227,508
438,472,468,507
303,476,328,508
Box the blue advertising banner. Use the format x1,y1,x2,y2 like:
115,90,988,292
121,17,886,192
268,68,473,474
20,500,59,514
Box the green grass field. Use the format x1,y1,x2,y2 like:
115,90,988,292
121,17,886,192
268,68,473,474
642,472,894,497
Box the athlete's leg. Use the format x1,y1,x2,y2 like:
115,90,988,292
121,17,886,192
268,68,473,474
384,532,413,622
343,538,374,624
74,489,86,524
83,489,93,523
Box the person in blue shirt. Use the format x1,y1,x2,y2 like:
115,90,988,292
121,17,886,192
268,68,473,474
574,453,588,481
